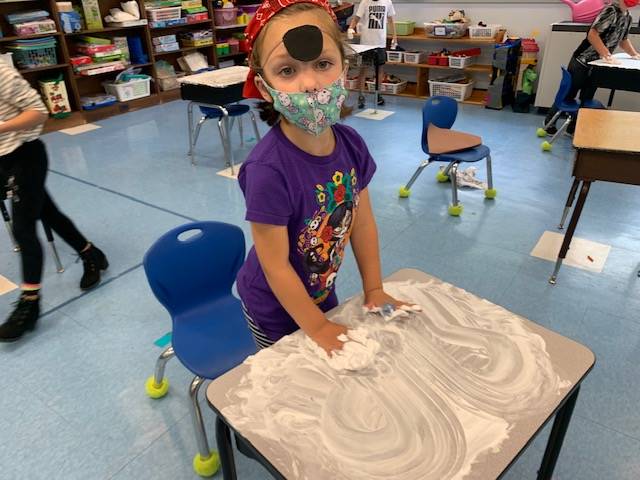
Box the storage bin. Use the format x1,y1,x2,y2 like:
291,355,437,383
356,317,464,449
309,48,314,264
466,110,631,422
228,38,239,54
147,6,182,22
213,8,238,26
157,72,186,91
386,50,403,63
468,24,501,39
216,42,230,56
403,51,426,64
395,21,415,36
423,22,468,39
103,77,151,101
345,77,360,90
380,80,407,94
428,78,475,102
8,41,58,69
448,55,476,68
240,4,260,21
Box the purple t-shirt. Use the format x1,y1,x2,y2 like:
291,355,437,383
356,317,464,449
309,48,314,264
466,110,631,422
237,123,376,341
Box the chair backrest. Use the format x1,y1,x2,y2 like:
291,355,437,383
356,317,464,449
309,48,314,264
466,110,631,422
553,67,574,107
421,96,458,154
143,221,245,317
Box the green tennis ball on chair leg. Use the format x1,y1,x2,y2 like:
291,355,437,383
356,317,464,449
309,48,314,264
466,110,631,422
398,186,411,198
485,188,497,199
536,127,547,138
436,171,450,183
448,204,463,216
193,452,220,477
541,141,552,151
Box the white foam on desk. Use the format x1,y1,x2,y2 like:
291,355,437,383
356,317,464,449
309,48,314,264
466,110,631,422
222,279,571,480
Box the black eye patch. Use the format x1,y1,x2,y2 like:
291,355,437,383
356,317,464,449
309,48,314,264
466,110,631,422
283,25,324,62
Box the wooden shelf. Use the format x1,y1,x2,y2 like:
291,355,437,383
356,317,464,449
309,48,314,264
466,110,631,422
348,83,487,106
218,52,247,60
158,88,181,101
18,62,68,74
387,62,491,73
73,62,151,79
351,28,505,45
150,20,213,30
153,45,211,56
65,25,147,36
215,24,247,31
0,31,61,43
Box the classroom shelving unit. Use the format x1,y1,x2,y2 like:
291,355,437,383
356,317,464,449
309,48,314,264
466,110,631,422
0,0,249,131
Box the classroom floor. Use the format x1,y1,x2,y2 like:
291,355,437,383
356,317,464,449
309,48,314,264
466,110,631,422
1,95,639,480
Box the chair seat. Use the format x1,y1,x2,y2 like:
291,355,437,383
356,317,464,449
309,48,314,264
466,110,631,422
431,144,490,163
199,104,251,119
172,295,256,379
581,99,605,109
557,99,580,114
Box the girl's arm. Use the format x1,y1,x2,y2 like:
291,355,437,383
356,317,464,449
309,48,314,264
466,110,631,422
620,39,640,59
251,222,346,353
0,110,47,134
388,17,397,46
350,188,408,307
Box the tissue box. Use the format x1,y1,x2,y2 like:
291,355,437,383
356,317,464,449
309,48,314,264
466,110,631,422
59,11,82,33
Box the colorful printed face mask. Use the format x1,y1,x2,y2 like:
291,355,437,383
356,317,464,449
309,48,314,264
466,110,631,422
259,75,348,136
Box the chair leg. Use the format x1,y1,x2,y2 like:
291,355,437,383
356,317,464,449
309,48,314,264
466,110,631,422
192,116,208,157
249,111,261,141
187,102,195,165
399,159,431,197
543,111,562,130
448,163,463,216
548,117,571,145
238,116,244,147
1,200,19,252
42,222,64,273
484,154,497,199
217,120,232,169
189,375,220,478
145,346,174,399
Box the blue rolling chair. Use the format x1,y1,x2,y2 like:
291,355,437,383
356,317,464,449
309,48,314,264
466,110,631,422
398,96,496,216
143,221,256,477
188,103,261,169
536,67,604,151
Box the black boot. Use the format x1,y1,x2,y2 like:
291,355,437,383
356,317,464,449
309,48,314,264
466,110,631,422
79,243,108,290
377,95,385,106
357,94,365,109
0,293,40,342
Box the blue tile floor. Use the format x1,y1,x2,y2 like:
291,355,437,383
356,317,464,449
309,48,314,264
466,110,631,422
1,95,640,479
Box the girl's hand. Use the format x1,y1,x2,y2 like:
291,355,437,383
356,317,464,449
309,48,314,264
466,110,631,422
602,54,621,64
631,54,640,60
309,321,347,355
364,288,411,310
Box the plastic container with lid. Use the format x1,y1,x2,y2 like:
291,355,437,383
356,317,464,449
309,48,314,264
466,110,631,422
423,22,469,39
213,7,238,26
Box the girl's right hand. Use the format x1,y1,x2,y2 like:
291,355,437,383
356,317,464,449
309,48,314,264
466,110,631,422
310,321,347,355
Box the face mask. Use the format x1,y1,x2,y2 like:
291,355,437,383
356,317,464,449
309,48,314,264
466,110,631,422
624,0,638,7
260,75,348,136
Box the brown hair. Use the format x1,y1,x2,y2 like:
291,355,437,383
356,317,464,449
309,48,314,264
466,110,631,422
250,3,352,126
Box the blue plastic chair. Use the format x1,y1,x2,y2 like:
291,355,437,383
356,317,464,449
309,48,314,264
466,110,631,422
399,96,496,216
188,103,261,167
143,221,256,477
538,67,604,151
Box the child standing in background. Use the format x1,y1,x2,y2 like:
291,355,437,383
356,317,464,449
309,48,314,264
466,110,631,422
348,0,397,109
237,0,409,353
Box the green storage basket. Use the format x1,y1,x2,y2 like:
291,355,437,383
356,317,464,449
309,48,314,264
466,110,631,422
395,21,415,36
8,42,58,69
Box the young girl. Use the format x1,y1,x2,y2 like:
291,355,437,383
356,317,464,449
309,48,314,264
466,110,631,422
0,63,108,342
237,0,407,353
542,0,639,135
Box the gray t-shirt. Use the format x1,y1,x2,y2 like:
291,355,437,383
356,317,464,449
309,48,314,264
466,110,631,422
573,5,632,65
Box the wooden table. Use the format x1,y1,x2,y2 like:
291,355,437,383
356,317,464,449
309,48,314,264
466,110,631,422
207,269,595,479
589,54,640,107
550,109,640,284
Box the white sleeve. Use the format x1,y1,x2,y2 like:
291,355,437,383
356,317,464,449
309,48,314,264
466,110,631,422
356,0,367,19
387,0,396,18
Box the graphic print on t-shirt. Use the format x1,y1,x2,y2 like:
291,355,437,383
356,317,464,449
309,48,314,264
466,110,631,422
297,168,359,304
368,4,386,30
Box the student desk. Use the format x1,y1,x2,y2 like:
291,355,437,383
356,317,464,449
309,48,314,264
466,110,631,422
589,53,640,107
551,109,640,284
207,269,595,480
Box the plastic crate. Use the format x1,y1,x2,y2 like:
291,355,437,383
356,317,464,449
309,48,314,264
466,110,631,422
103,77,151,101
469,24,501,39
395,21,415,36
345,77,359,90
448,55,476,68
213,8,238,26
403,51,426,64
424,22,468,39
147,7,182,21
380,80,407,94
428,79,475,102
386,50,403,63
157,72,186,91
8,43,58,69
365,80,376,92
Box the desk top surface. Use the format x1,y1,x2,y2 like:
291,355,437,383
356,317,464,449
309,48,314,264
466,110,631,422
574,109,640,153
589,53,640,71
207,269,594,480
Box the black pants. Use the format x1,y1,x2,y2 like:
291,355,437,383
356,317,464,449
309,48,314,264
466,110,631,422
545,57,597,127
1,139,87,284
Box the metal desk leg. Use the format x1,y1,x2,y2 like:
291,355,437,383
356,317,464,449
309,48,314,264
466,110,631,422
187,102,196,165
223,113,235,176
550,181,591,284
607,90,615,108
537,386,580,480
373,62,380,115
558,178,580,230
216,416,238,480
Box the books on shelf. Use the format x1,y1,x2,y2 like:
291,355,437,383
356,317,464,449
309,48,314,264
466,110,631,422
105,19,149,28
75,61,127,75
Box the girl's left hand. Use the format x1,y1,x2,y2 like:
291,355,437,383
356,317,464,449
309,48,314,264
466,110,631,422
632,54,640,60
364,288,410,310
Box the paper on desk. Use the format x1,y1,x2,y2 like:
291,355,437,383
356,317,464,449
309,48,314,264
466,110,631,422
589,53,640,70
348,44,382,54
179,66,250,87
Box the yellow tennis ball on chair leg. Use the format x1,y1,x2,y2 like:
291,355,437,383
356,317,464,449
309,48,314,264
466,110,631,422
536,127,547,137
398,186,411,198
541,141,552,151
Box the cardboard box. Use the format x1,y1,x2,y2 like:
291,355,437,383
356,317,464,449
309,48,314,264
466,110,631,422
81,0,103,30
39,78,71,118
